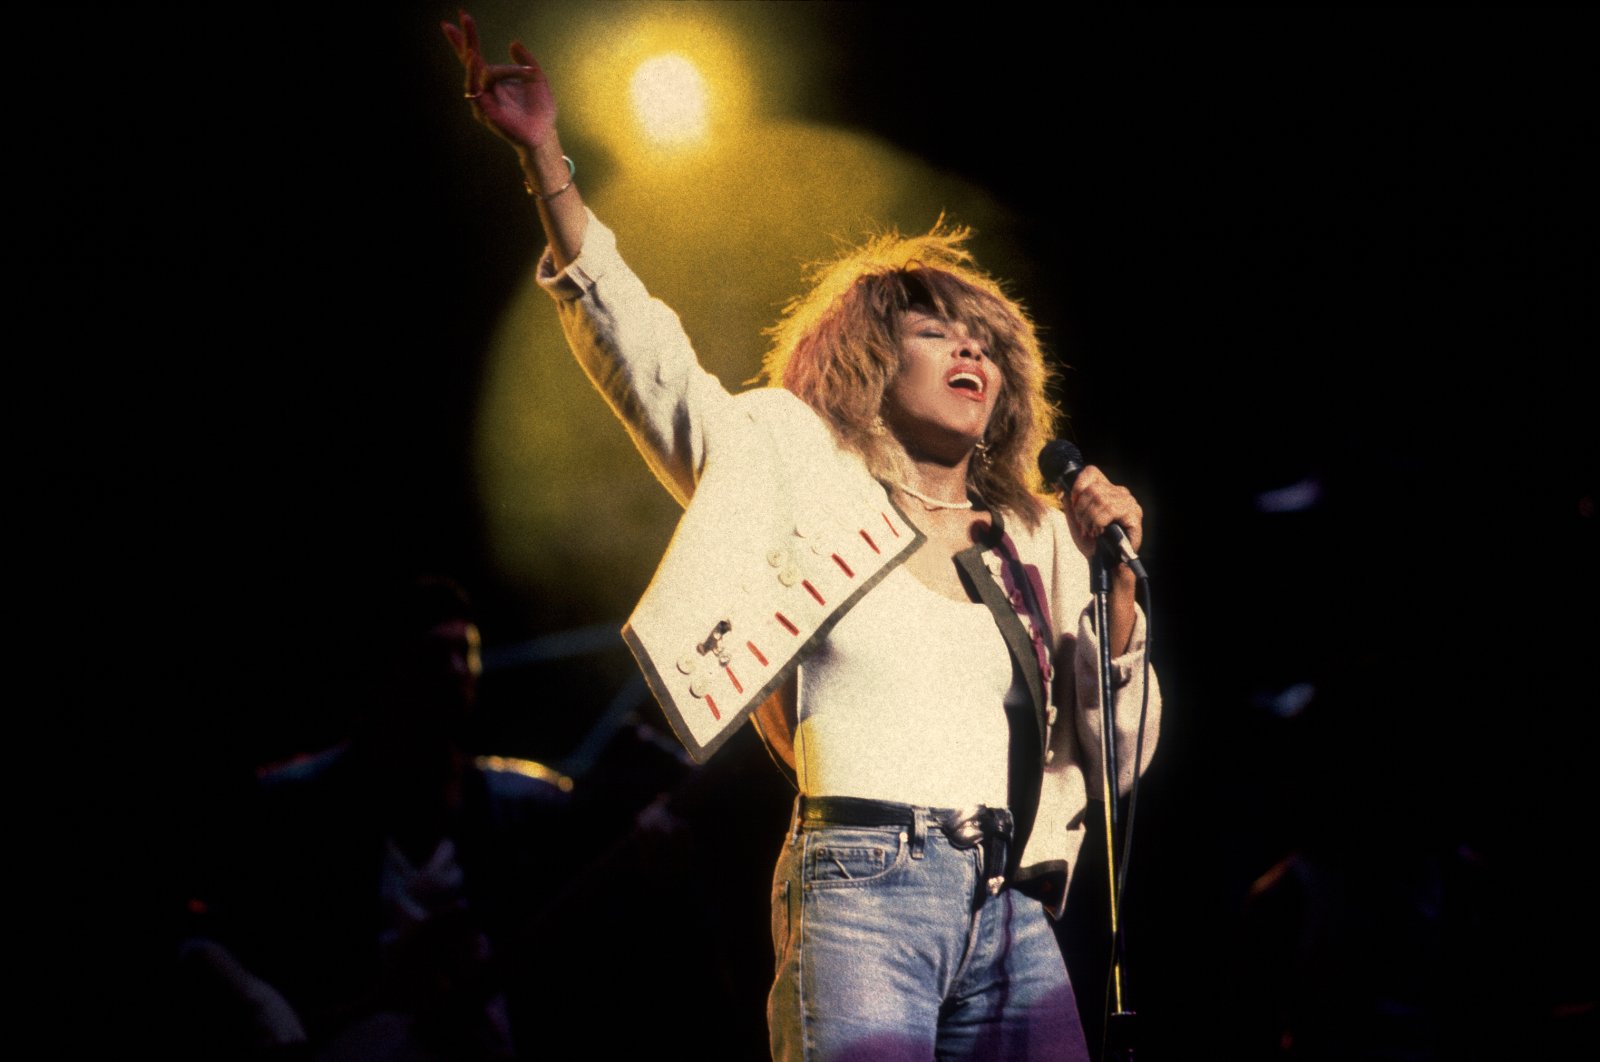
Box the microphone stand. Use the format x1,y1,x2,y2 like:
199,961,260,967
1036,440,1150,1058
1091,548,1137,1060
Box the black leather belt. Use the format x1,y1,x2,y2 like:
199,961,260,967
798,795,1014,899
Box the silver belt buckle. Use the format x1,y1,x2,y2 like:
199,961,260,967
943,805,986,849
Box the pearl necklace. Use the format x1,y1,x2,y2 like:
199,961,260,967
893,481,973,511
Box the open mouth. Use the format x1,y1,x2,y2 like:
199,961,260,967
946,367,987,398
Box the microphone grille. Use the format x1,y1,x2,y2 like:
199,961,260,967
1038,439,1085,484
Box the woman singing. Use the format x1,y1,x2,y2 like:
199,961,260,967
444,13,1160,1061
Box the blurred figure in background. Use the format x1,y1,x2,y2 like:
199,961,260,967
180,576,569,1060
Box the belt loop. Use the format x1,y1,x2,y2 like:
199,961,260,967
788,796,803,846
910,806,927,860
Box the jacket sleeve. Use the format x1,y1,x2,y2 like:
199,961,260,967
1067,603,1161,798
1046,514,1162,801
536,209,734,508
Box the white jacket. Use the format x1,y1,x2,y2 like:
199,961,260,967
538,211,1160,910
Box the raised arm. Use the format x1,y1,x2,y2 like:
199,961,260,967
443,12,733,504
442,11,585,269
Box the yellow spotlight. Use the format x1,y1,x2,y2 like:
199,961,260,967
558,5,754,165
630,54,708,146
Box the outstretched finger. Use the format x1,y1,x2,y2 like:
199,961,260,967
441,19,467,63
509,40,540,73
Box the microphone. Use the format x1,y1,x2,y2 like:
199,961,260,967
1037,440,1147,579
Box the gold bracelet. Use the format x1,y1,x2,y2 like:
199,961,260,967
523,155,576,200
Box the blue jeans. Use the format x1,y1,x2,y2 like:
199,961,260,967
767,804,1089,1062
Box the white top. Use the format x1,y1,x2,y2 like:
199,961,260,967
795,563,1025,808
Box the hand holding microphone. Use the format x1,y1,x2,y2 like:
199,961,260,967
1038,440,1148,580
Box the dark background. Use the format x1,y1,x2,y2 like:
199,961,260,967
47,4,1595,1057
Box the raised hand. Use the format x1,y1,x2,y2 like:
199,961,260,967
442,10,585,266
441,10,556,154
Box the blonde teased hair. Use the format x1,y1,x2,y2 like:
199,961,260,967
760,221,1060,527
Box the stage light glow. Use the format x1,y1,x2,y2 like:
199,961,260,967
475,755,574,792
630,54,708,146
1251,682,1317,718
560,5,755,164
1255,476,1323,513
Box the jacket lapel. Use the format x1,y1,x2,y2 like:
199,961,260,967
954,536,1048,751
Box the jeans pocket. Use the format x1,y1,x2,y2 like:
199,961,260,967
804,827,906,889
